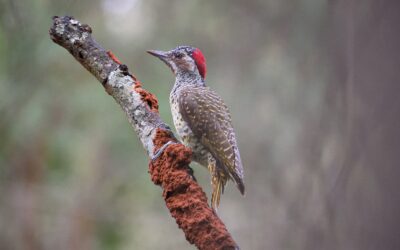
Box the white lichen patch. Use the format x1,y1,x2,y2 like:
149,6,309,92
55,24,65,35
69,35,79,44
107,69,135,89
70,19,80,25
134,109,145,117
107,68,158,157
81,32,89,40
68,32,88,44
145,127,158,157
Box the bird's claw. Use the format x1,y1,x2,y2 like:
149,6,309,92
151,141,176,161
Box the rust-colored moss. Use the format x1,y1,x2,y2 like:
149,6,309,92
107,50,122,64
149,128,238,250
152,128,177,151
134,82,159,113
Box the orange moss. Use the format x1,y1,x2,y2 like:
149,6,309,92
152,128,177,151
107,50,122,64
149,128,238,250
134,83,159,113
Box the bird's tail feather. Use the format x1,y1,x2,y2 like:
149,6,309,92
211,173,226,211
232,172,245,196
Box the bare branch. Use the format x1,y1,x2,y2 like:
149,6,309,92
49,16,239,250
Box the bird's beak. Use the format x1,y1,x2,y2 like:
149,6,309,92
147,49,176,74
147,50,169,60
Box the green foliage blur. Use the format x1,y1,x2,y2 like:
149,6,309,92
1,0,400,249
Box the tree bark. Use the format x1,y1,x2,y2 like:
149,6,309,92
49,16,239,250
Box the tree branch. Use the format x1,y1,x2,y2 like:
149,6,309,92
49,16,239,250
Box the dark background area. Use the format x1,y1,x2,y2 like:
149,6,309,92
0,0,399,249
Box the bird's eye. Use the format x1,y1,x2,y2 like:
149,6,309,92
175,53,184,59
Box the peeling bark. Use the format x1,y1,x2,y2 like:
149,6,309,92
49,16,239,250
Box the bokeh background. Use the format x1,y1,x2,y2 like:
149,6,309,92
1,0,400,249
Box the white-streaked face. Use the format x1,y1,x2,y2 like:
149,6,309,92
169,48,197,74
147,46,198,76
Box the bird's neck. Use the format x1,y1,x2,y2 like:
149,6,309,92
172,70,205,94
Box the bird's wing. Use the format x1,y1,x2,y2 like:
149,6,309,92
178,86,245,194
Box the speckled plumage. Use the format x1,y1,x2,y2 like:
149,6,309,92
148,46,245,210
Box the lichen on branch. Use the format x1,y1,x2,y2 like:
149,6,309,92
49,16,239,250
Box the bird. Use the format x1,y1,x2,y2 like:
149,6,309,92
147,46,245,210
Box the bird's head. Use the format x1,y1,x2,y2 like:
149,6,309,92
147,46,206,80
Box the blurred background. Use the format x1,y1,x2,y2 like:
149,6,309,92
1,0,400,249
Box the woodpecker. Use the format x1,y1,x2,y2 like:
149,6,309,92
147,46,245,210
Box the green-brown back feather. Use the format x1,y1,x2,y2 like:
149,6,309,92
178,86,245,194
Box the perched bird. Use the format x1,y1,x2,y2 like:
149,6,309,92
147,46,245,210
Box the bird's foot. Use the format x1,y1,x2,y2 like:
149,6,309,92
151,141,177,161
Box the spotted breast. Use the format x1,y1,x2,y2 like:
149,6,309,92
170,89,211,167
